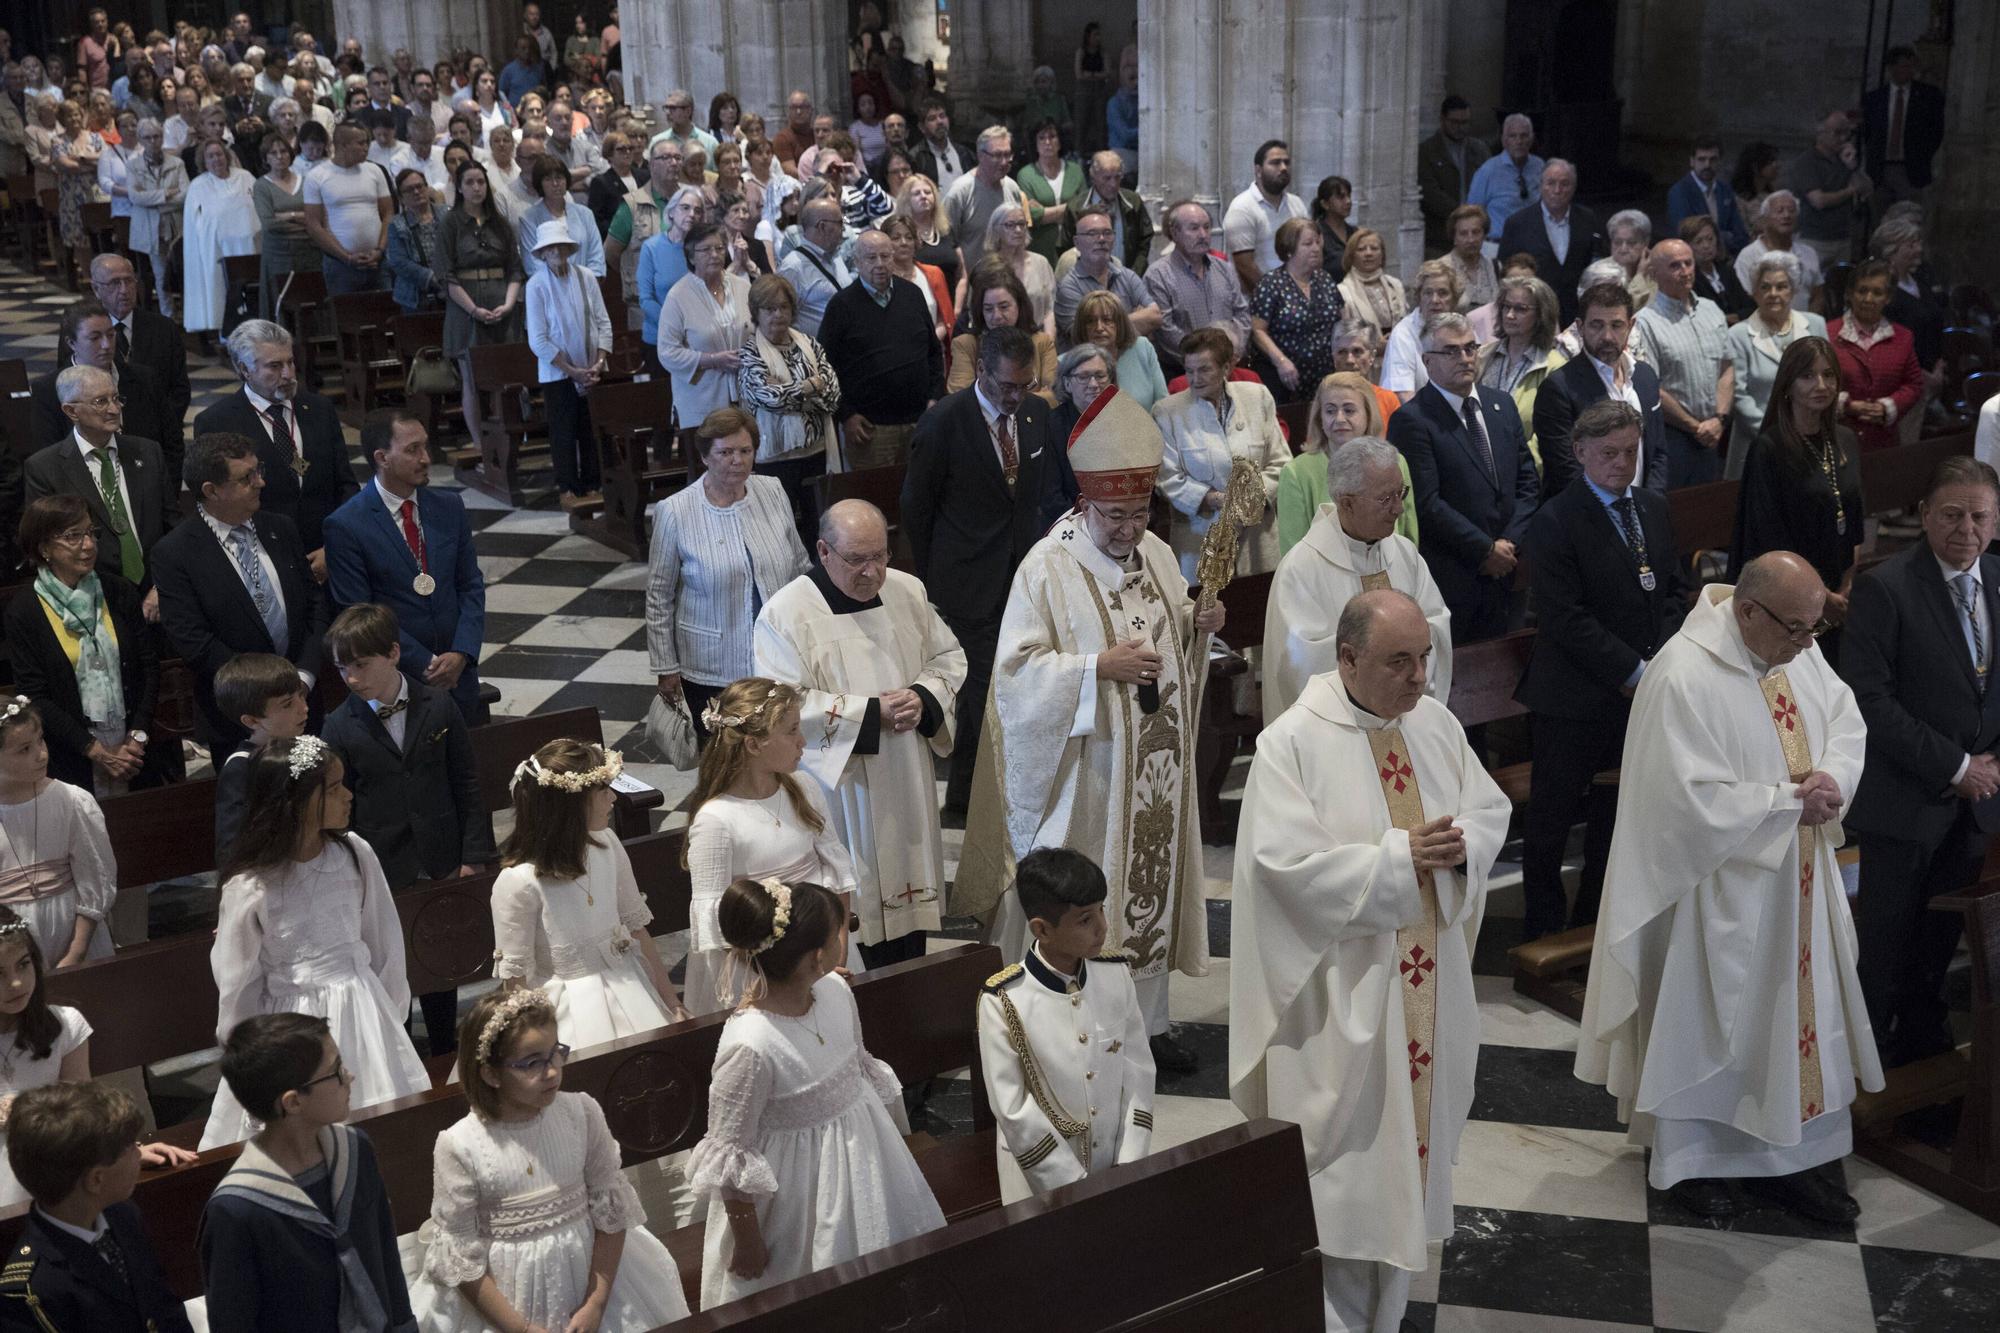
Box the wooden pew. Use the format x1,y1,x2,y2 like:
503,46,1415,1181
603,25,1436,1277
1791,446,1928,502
393,311,462,442
458,342,550,504
8,944,1004,1300
1666,478,1739,581
472,705,663,838
667,1120,1321,1330
1860,429,1973,519
332,289,407,420
269,270,332,391
1194,569,1273,842
805,465,914,571
567,376,681,558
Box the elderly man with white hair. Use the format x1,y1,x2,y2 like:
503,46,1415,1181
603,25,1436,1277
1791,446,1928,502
1467,112,1545,240
1499,158,1610,326
754,498,967,969
1733,191,1822,311
125,120,188,318
942,125,1025,277
1263,436,1451,723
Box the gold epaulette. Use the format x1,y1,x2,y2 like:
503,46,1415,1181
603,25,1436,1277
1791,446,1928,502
983,963,1024,992
0,1247,35,1291
1092,949,1136,965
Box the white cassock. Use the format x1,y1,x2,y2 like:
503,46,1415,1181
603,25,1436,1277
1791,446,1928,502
1262,505,1453,724
753,569,967,947
954,516,1210,1034
1576,584,1883,1188
181,166,260,333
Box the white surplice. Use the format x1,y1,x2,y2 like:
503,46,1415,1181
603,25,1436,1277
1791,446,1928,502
953,519,1210,989
1261,505,1453,724
1575,584,1883,1187
181,166,260,332
753,570,967,946
1229,672,1510,1271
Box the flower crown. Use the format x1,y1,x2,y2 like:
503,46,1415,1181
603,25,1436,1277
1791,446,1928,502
512,749,624,793
476,988,553,1063
286,734,331,781
700,692,785,733
0,918,30,940
0,696,30,725
751,878,792,955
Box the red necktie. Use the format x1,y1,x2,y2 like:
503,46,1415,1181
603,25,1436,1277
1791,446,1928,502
399,499,427,571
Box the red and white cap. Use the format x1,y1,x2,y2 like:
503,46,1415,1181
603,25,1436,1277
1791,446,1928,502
1065,385,1162,503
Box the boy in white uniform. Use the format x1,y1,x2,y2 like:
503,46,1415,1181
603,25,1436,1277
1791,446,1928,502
978,848,1157,1203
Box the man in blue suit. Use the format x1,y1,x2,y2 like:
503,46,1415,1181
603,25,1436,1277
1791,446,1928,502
1388,311,1540,643
1664,136,1751,256
324,409,489,723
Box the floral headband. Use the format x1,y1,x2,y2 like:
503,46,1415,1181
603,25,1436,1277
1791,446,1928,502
287,734,331,781
0,696,31,725
512,749,624,793
752,878,792,955
0,918,29,940
700,691,787,733
476,988,553,1063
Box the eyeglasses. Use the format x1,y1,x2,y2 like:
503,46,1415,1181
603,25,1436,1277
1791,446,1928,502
1075,228,1113,241
826,545,889,571
51,527,96,548
1067,368,1111,386
504,1042,572,1075
1347,485,1410,507
298,1058,348,1092
688,245,726,257
1421,344,1478,362
1089,501,1150,530
1745,597,1831,643
79,393,126,410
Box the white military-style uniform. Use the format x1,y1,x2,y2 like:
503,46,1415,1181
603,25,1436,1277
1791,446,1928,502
978,944,1157,1203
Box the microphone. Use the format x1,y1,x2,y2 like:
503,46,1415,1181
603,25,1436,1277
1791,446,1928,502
1136,679,1159,714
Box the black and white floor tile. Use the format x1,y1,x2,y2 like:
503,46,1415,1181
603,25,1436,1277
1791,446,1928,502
8,260,1999,1330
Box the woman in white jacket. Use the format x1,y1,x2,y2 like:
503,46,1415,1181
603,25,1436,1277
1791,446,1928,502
124,119,188,317
1152,326,1292,583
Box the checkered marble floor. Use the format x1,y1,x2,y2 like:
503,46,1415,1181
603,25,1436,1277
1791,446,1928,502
6,261,1998,1330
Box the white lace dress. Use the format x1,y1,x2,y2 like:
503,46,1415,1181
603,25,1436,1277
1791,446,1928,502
0,780,117,965
199,836,432,1150
0,1005,90,1207
491,839,676,1052
683,785,858,1014
410,1091,690,1332
688,973,944,1311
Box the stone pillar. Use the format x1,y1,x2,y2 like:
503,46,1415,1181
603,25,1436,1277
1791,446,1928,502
1935,1,2000,298
947,0,1036,126
619,0,846,132
1421,0,1449,127
331,0,499,68
1138,0,1426,283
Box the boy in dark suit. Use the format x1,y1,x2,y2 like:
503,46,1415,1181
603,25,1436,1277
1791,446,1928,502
212,652,313,860
0,1083,194,1333
322,603,493,1054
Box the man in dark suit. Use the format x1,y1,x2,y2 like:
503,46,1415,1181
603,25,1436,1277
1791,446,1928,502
153,431,329,755
1861,46,1946,205
222,62,273,126
192,318,361,576
31,300,174,455
1389,312,1540,644
324,410,488,724
909,97,974,193
1417,95,1491,256
1533,281,1668,496
22,365,169,602
1517,401,1689,940
903,325,1080,820
1842,456,2000,1068
58,256,191,481
1497,158,1607,326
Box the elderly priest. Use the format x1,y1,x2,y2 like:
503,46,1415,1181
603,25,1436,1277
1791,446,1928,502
754,499,967,969
1262,435,1451,724
1576,551,1881,1225
1232,587,1509,1333
955,386,1224,1074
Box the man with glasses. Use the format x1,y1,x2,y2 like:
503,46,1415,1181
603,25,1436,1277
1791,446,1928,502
952,385,1220,1076
22,364,169,608
1263,435,1451,723
1389,312,1539,642
817,132,891,230
1053,203,1160,351
654,86,716,160
1579,549,1875,1229
771,90,817,175
943,126,1025,276
1499,158,1608,326
902,325,1079,825
32,298,173,460
754,499,968,969
604,137,680,334
54,255,192,474
1517,401,1687,941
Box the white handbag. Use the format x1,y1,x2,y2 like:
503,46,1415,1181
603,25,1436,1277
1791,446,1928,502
645,692,701,771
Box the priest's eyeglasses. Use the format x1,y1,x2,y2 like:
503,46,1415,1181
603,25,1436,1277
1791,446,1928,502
826,545,889,571
1088,500,1150,531
1744,597,1831,643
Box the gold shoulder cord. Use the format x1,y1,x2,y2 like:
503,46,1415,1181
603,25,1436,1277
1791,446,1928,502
1,1292,57,1333
999,993,1093,1171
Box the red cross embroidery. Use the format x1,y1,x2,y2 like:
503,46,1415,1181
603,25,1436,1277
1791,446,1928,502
1801,861,1814,892
1380,750,1413,793
1772,693,1799,731
1799,1025,1818,1060
1400,945,1435,988
1407,1039,1431,1081
1418,1141,1429,1160
1804,1101,1822,1119
1799,944,1813,978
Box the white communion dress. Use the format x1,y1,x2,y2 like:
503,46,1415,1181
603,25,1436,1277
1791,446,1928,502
199,836,432,1150
688,972,945,1311
490,838,677,1050
410,1091,691,1332
0,1005,91,1207
0,780,117,966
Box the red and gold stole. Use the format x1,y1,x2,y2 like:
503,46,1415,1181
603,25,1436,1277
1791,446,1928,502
1759,671,1827,1122
1367,726,1441,1189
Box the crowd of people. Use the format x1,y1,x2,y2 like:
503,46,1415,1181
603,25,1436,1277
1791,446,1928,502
0,6,1994,1332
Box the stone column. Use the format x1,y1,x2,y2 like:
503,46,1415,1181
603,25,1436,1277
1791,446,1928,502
619,0,846,132
1138,0,1426,283
946,0,1035,126
332,0,499,68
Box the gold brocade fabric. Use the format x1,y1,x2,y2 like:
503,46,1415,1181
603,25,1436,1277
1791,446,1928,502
1368,726,1441,1189
1758,671,1828,1123
1359,570,1392,593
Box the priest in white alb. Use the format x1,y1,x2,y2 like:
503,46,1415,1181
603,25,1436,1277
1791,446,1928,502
1576,551,1882,1225
1263,435,1452,724
953,386,1223,1075
754,499,968,968
1231,588,1509,1333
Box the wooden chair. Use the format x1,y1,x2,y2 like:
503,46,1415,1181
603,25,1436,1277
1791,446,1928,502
569,376,678,557
1664,478,1741,583
269,269,331,390
1859,429,1974,518
221,254,261,334
1821,259,1855,318
36,188,64,284
471,705,664,839
331,289,407,418
390,310,459,438
806,465,914,570
1,174,43,270
460,341,549,503
1275,396,1311,447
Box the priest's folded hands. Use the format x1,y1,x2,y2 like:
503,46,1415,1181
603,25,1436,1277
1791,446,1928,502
1408,814,1468,871
1797,770,1843,826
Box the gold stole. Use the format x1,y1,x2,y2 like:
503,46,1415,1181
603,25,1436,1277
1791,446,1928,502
1758,671,1827,1122
1367,726,1441,1189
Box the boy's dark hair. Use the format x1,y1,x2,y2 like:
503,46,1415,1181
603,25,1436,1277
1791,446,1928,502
7,1082,145,1204
326,603,400,664
215,651,309,725
1014,847,1109,926
219,1012,333,1122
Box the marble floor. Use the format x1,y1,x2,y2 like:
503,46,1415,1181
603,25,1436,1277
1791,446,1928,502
5,260,1999,1330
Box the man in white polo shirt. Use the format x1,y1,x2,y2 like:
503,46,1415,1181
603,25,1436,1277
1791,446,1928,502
1223,139,1307,294
303,123,392,294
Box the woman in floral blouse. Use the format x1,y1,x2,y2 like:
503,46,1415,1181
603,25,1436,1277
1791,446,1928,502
738,273,843,544
1249,217,1347,401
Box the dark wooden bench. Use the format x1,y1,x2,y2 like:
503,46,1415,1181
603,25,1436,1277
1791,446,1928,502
392,311,462,442
458,342,550,504
567,376,681,558
332,289,407,421
806,465,915,571
1194,569,1272,843
269,270,332,391
667,1119,1320,1329
1665,478,1739,582
7,943,1004,1302
1860,429,1974,519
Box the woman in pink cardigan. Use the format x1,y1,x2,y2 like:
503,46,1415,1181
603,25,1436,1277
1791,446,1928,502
1827,259,1925,451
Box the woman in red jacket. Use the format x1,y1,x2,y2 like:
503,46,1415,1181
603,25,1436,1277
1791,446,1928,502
1827,259,1925,450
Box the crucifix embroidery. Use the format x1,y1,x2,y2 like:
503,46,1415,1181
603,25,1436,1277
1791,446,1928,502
819,697,845,750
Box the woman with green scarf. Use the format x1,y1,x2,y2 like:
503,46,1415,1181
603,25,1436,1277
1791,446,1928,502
4,494,172,795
